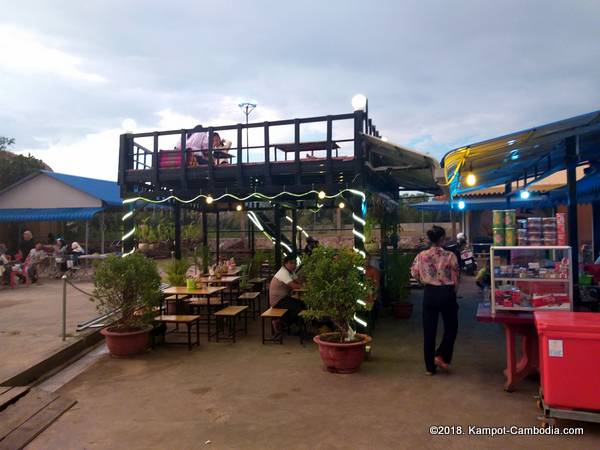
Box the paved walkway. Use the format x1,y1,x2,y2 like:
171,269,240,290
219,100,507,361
0,279,98,383
26,281,600,449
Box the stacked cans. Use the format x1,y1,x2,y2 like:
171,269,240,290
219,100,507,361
556,213,567,245
517,219,528,246
492,209,517,246
527,217,542,246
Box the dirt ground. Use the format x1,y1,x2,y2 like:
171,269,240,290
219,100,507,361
24,281,600,450
0,278,99,383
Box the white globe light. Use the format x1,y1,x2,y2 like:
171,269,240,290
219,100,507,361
338,202,346,209
381,136,389,142
351,94,367,111
458,200,466,210
121,118,137,132
205,195,214,205
465,173,477,187
236,204,243,211
318,191,326,199
520,190,530,200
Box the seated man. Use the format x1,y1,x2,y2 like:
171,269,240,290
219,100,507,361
175,125,223,166
269,254,305,333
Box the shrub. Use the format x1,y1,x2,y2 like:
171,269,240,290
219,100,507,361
301,246,371,342
92,253,162,331
165,259,189,286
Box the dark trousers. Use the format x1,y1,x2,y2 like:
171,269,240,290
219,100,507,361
274,296,306,326
423,285,458,373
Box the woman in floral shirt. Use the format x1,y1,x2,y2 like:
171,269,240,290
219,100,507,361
411,225,460,375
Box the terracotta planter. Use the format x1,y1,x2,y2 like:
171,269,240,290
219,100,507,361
101,326,151,357
314,333,372,374
392,302,413,319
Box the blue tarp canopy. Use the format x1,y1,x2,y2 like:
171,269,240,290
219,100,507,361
0,207,103,223
548,170,600,205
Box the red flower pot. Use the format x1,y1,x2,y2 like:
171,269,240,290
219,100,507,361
392,302,413,320
101,326,151,357
313,333,372,374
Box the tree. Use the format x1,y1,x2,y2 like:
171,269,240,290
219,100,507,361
0,137,15,151
0,137,50,191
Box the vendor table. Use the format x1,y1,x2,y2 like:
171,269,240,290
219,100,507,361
476,303,539,392
196,276,241,302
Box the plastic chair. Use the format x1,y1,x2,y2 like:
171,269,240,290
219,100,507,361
9,264,30,288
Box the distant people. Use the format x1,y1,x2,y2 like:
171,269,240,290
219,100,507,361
269,254,305,334
389,229,399,250
55,239,68,274
27,242,46,282
175,125,224,166
18,230,35,262
304,237,319,255
411,225,460,376
47,233,56,246
0,244,11,284
71,242,85,264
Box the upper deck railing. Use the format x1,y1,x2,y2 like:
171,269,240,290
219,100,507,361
118,110,382,195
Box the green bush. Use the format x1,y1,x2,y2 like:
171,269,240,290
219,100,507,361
165,259,189,286
301,246,371,342
92,253,162,331
385,251,415,303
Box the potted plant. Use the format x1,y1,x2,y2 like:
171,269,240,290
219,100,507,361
165,258,188,287
302,246,372,373
92,253,162,357
385,251,414,319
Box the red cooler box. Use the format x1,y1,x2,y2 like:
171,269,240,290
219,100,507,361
535,311,600,411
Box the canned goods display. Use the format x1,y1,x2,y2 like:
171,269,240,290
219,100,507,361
517,219,528,229
504,210,516,228
493,228,505,246
505,227,516,246
544,237,557,246
517,237,528,246
493,210,505,228
528,238,543,246
517,229,528,238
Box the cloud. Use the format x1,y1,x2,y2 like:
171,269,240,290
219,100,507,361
0,24,106,83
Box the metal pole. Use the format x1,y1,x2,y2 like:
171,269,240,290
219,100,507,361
216,211,220,263
173,203,182,259
85,220,89,253
246,107,250,163
566,136,580,308
62,275,67,341
593,201,600,260
291,208,298,253
100,212,105,253
505,182,512,208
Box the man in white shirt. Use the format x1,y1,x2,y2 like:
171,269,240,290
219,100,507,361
175,125,223,165
269,254,305,333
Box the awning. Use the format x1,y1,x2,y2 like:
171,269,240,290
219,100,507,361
363,134,442,194
412,195,552,211
441,109,600,197
0,207,103,223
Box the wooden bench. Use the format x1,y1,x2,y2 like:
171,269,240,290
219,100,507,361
260,308,288,344
237,292,261,320
153,315,200,350
213,306,248,343
186,296,229,340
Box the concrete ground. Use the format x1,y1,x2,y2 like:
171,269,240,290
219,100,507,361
26,281,600,450
0,278,98,383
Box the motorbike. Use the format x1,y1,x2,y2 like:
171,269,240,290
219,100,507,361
460,247,476,276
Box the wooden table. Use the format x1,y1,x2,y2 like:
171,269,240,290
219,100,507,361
214,306,248,343
292,288,307,300
161,286,226,314
476,303,539,392
197,276,241,302
153,315,201,350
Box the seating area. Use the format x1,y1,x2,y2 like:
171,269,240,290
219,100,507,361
156,265,289,346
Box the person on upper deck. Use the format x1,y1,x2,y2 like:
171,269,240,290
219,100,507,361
175,125,224,166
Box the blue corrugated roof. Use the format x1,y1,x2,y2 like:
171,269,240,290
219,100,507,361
42,171,122,206
0,207,103,223
412,195,552,211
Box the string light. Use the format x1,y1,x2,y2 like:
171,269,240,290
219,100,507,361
353,314,367,327
122,227,136,241
318,191,326,199
338,202,346,209
352,213,366,226
236,204,243,211
121,211,134,221
205,195,214,204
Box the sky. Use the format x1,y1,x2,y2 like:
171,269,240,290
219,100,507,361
1,0,600,181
